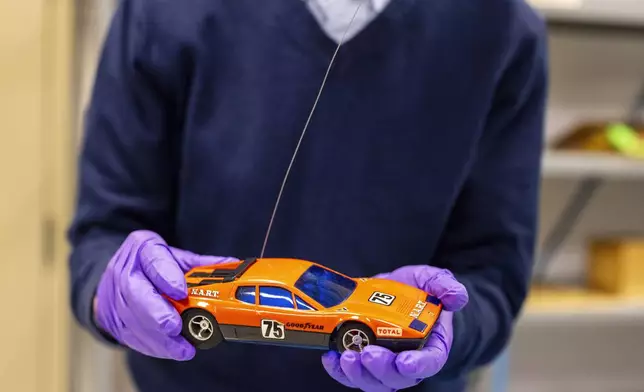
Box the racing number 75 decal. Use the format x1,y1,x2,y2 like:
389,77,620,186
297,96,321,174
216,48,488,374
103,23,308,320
261,319,285,340
369,291,396,306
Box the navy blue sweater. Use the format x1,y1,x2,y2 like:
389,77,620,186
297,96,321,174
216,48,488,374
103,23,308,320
69,0,547,391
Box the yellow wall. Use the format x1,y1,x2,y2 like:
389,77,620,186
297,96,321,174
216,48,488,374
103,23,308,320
0,0,74,391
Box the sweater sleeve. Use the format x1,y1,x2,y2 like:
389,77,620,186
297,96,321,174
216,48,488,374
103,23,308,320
68,0,182,343
432,7,548,379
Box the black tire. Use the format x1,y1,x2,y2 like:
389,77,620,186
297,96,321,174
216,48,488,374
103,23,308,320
181,309,223,350
335,323,375,353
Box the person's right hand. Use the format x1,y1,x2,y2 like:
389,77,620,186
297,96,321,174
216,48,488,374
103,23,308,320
93,230,238,361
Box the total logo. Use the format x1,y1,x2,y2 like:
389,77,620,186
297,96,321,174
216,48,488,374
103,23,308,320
190,288,219,298
377,327,403,337
409,300,427,318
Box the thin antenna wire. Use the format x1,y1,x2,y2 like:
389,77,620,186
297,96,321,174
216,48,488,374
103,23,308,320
259,2,365,258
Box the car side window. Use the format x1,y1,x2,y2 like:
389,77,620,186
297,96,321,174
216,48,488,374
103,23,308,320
235,286,256,305
259,286,294,309
295,295,315,311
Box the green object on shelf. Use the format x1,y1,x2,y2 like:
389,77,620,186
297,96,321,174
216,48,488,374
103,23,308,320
606,123,644,158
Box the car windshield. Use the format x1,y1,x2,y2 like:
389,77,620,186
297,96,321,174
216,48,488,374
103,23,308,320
294,265,357,308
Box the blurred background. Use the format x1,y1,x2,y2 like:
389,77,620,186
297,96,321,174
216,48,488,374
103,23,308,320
1,0,643,391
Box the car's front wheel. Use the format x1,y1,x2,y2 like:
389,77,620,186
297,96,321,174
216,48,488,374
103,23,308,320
335,323,375,353
181,308,223,350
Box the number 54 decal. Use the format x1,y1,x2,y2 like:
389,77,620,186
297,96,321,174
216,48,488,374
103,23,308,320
261,319,285,340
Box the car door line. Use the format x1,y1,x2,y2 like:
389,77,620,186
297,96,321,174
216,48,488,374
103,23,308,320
251,285,330,349
214,284,259,341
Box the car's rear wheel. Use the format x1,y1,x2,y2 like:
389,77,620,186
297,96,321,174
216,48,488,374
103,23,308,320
181,308,223,350
335,323,375,353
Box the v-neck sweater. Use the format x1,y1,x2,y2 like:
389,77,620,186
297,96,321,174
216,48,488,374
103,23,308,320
68,1,548,391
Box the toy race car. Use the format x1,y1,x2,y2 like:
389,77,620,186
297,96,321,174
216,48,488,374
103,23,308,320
165,258,442,353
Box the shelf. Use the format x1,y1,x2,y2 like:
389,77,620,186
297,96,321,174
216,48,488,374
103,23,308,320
521,286,644,322
542,8,644,29
530,0,644,29
542,151,644,179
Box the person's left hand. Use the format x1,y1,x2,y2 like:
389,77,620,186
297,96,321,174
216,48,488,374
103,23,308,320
321,265,469,391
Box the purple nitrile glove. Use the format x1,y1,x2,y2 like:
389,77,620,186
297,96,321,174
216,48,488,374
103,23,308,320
322,265,469,392
93,230,238,361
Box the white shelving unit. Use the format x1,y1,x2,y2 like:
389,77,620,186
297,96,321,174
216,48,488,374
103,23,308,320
482,3,644,391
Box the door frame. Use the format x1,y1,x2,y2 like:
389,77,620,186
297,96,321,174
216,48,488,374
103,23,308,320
67,1,135,391
41,0,75,390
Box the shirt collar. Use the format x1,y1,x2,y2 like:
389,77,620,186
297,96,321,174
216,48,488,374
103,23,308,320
300,0,389,13
370,0,389,12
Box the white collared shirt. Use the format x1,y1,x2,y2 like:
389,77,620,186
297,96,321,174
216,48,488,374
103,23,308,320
302,0,392,43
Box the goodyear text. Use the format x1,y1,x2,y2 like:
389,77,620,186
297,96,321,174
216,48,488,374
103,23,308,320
285,322,324,331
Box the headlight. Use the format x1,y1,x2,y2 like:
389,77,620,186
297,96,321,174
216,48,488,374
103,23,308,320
409,319,427,333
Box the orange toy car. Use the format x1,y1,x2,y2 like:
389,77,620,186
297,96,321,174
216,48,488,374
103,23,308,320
166,258,442,353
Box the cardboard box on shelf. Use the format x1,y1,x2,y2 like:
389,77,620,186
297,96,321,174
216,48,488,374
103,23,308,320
588,238,644,296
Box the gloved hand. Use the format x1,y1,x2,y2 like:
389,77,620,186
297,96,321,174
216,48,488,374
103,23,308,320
93,230,238,361
322,265,469,391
